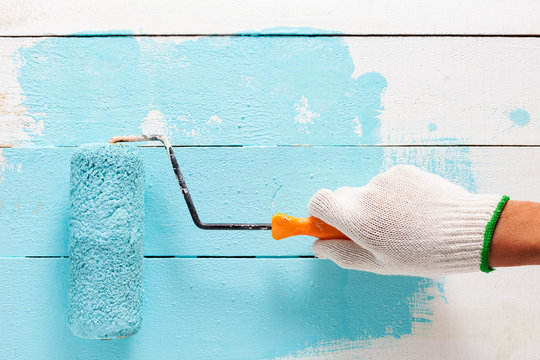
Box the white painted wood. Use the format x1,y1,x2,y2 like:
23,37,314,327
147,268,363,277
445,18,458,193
347,37,540,145
0,0,539,36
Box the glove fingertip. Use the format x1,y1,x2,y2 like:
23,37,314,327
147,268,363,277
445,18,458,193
308,189,338,220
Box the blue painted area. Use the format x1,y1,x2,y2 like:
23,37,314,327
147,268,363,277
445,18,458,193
0,258,435,359
12,31,442,356
508,108,530,127
17,35,386,146
1,150,438,356
428,123,437,132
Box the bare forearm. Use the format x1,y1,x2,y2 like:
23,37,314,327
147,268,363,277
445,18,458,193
490,200,540,267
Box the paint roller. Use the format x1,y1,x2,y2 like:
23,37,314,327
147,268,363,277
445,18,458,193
69,143,144,339
68,135,348,340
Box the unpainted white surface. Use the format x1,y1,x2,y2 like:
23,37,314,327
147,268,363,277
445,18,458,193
0,0,539,35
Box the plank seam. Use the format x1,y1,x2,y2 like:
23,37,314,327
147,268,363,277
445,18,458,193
1,34,540,38
16,256,316,259
40,144,540,148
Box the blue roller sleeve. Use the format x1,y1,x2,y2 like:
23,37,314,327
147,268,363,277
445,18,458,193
68,143,145,339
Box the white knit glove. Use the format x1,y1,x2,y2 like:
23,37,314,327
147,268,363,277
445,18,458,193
309,165,509,277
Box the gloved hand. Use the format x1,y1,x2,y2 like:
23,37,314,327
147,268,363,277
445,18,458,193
308,165,509,277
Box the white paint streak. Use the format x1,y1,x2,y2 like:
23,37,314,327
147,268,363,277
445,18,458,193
0,39,41,183
241,75,254,88
241,75,262,90
140,110,176,138
208,115,222,126
1,39,43,147
177,113,223,143
352,117,362,136
0,148,21,183
294,96,319,134
136,37,191,68
181,128,202,138
147,36,203,45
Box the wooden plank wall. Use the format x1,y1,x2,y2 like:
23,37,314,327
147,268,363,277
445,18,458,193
1,2,540,359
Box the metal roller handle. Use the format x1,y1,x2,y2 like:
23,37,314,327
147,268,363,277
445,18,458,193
109,135,272,231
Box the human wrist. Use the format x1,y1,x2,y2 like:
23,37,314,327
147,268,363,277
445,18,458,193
489,200,540,268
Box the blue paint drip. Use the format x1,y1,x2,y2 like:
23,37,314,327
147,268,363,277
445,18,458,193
16,30,438,356
508,108,531,127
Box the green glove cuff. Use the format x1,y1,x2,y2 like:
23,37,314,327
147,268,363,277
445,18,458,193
480,195,510,273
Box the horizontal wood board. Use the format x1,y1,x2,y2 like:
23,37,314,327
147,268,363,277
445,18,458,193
0,0,539,36
1,146,538,256
0,37,538,146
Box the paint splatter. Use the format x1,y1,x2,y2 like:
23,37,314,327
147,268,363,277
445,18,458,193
428,123,437,132
508,108,530,127
140,109,176,137
0,148,22,183
294,96,320,133
207,115,222,126
352,117,362,136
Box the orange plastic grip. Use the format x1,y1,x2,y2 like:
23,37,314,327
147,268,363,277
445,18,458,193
271,213,349,240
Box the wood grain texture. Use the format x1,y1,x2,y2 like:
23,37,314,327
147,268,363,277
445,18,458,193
2,146,539,256
2,36,538,146
0,0,539,36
